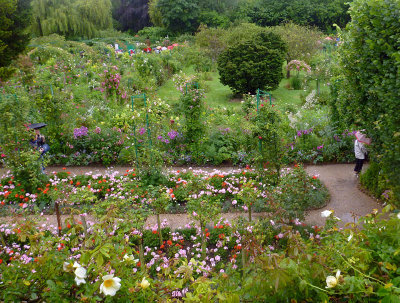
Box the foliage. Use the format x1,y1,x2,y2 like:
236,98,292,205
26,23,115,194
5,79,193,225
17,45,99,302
247,0,350,32
0,198,399,301
136,26,170,42
272,22,322,78
147,0,163,27
333,0,400,206
0,94,48,192
30,0,113,38
156,0,201,34
112,0,151,33
251,102,284,184
194,25,227,64
275,164,329,220
217,30,286,94
0,0,31,81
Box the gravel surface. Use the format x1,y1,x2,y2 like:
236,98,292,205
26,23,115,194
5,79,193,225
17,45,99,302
0,164,382,230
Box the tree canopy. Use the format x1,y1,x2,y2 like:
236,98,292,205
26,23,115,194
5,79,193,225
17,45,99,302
247,0,350,32
112,0,151,33
30,0,113,39
155,0,201,34
0,0,31,81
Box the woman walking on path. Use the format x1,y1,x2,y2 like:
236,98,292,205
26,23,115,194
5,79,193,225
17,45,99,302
354,131,370,176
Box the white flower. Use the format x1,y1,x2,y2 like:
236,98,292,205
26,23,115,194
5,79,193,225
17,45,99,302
123,254,138,263
100,274,121,296
140,277,150,289
63,262,73,272
326,270,341,288
321,210,333,217
397,213,400,219
74,266,87,286
347,232,353,242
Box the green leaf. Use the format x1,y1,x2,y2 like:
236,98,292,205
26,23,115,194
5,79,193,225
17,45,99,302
96,253,104,267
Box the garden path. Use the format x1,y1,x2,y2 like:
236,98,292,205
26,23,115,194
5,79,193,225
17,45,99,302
0,164,382,229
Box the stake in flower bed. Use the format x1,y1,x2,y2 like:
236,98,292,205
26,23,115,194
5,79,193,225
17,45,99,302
148,186,172,247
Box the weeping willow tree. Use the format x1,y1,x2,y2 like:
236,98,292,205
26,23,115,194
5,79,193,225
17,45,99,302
31,0,113,39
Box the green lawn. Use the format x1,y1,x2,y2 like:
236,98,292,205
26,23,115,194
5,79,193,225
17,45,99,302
156,70,326,110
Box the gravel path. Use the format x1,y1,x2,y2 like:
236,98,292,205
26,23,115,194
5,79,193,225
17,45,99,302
305,164,381,225
0,164,382,229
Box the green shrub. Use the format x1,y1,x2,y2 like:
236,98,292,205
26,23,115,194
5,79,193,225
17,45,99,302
137,26,171,41
289,76,302,90
217,31,286,94
334,0,400,205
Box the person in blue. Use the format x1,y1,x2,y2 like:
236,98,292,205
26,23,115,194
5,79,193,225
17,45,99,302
29,123,50,172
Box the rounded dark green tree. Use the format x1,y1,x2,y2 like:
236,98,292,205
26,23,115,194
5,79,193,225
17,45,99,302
217,31,287,94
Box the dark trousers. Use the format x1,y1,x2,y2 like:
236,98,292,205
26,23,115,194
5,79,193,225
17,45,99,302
354,158,364,173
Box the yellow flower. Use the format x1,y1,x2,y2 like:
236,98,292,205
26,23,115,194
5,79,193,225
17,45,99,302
100,274,121,296
326,270,341,288
140,277,150,289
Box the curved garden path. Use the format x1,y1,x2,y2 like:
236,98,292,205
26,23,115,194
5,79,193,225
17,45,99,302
304,163,381,226
0,164,382,229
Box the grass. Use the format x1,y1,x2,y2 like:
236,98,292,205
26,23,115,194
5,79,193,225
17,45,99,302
156,70,238,109
156,68,328,110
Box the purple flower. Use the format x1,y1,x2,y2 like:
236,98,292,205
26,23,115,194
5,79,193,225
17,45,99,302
167,130,179,140
139,128,146,135
157,135,163,141
317,145,324,150
74,126,88,139
94,126,101,134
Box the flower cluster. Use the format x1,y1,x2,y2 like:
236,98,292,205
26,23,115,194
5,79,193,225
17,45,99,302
73,126,88,139
286,60,312,73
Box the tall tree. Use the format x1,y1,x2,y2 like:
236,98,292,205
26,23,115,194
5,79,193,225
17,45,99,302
156,0,200,33
31,0,113,39
247,0,350,32
272,22,322,77
0,0,31,81
112,0,151,32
